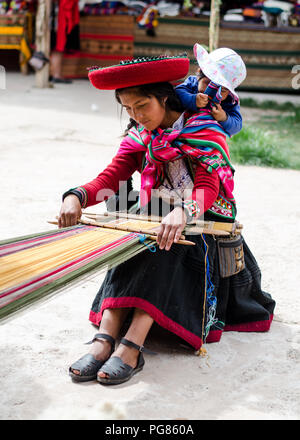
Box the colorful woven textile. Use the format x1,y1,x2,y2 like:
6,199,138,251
0,224,153,321
118,110,236,219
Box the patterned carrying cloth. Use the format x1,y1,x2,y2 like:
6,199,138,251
118,110,236,220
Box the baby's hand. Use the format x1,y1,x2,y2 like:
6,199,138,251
196,93,209,108
211,104,228,122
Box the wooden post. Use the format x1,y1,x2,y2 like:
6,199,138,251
35,0,51,88
209,0,222,52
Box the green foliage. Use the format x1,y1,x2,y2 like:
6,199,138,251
228,126,295,169
240,97,299,113
229,98,300,169
295,107,300,123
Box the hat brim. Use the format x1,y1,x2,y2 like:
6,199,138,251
88,56,190,90
193,44,239,100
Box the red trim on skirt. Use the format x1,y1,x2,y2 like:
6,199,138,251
224,315,274,333
205,315,274,343
89,298,274,349
89,296,203,350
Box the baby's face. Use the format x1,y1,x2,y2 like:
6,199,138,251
198,76,210,93
198,76,229,101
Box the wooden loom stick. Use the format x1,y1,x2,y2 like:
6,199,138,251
83,215,185,240
48,220,195,246
185,226,229,236
49,219,229,239
81,219,235,241
83,215,234,237
51,218,159,238
83,212,243,234
53,215,185,240
84,211,163,223
78,219,195,246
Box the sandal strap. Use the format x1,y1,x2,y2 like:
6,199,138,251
120,337,157,355
85,333,115,346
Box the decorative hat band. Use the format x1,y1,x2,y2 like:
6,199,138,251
88,55,190,90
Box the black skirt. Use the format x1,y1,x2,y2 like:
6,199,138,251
89,233,275,350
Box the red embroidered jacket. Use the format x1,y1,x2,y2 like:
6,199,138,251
65,150,220,216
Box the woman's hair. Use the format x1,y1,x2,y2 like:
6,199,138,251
115,82,184,134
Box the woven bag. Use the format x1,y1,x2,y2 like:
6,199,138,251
217,234,245,278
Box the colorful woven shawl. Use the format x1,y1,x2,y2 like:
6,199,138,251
118,110,236,220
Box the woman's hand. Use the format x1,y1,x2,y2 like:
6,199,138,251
58,195,82,228
156,207,187,251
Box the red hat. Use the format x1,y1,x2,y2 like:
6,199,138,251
88,55,190,90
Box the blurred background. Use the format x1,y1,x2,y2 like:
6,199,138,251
0,1,300,171
1,0,300,89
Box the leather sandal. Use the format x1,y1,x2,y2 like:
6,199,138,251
69,333,115,382
97,337,156,385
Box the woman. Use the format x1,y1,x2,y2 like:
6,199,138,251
50,0,80,83
58,55,275,385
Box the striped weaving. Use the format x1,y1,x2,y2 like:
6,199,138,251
0,223,154,322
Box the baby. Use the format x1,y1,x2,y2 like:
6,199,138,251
176,44,247,137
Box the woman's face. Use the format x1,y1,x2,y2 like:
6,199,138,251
118,89,167,131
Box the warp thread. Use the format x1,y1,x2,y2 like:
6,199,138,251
137,233,157,253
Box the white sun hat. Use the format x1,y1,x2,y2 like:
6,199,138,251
193,43,247,100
